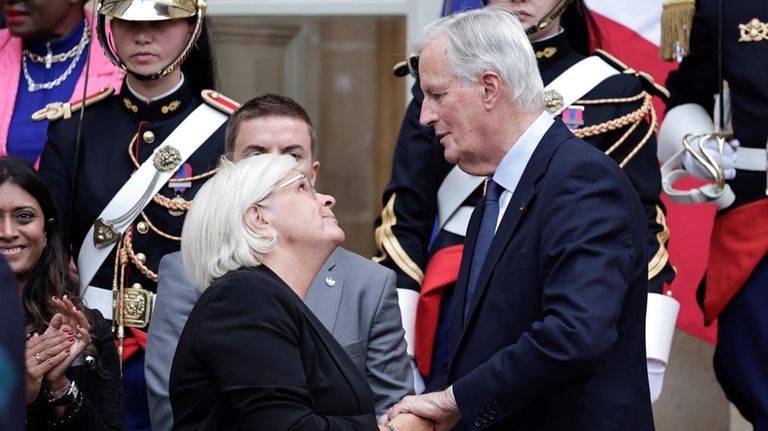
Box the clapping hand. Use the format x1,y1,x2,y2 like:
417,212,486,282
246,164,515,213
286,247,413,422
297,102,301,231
25,326,73,404
44,296,93,392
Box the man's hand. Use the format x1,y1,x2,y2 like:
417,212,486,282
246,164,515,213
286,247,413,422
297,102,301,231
383,388,460,431
682,136,739,181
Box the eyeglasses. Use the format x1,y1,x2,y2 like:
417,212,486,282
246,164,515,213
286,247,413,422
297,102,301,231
256,173,316,207
277,173,316,195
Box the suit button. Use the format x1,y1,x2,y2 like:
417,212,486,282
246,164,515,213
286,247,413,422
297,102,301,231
131,282,142,290
142,130,156,144
135,252,147,264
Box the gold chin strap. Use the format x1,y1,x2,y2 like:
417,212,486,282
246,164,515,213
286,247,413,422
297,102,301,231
525,0,573,36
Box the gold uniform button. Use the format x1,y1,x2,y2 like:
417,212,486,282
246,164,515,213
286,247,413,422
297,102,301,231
136,221,149,234
131,283,143,290
142,130,156,144
135,253,147,264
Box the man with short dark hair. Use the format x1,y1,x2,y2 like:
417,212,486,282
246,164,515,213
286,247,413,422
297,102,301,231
145,94,413,431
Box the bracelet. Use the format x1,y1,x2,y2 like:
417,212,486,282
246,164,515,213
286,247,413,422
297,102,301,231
47,380,79,406
387,425,400,431
47,380,71,399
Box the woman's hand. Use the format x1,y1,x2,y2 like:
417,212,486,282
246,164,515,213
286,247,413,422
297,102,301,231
44,297,93,391
25,329,73,404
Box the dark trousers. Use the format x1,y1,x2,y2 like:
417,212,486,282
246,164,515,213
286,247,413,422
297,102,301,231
124,350,152,431
714,254,768,431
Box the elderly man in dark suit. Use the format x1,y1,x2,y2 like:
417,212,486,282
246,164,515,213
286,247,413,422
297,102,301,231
383,6,653,431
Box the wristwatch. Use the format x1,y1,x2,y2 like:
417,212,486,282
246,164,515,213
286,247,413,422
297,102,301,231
47,380,79,407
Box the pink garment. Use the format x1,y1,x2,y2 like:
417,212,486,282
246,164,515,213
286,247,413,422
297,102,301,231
0,9,124,156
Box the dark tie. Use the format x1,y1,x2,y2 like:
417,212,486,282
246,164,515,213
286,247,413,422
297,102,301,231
464,179,503,322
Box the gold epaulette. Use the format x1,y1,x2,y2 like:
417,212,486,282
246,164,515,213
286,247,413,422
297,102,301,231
201,89,240,115
391,54,419,78
31,87,114,122
593,50,671,100
660,0,695,61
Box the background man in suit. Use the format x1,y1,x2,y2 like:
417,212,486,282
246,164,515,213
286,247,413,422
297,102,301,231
383,7,652,430
145,94,413,430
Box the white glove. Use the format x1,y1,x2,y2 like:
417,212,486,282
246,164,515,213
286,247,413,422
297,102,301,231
647,358,666,403
682,136,739,181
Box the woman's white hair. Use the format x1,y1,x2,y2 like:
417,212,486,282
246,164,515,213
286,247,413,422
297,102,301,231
181,153,298,291
412,5,544,113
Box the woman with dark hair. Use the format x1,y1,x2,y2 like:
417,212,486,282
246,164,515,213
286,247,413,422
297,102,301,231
0,156,122,430
36,1,234,429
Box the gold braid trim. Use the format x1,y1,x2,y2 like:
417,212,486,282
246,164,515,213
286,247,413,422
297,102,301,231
123,228,159,283
617,93,657,168
648,205,673,280
126,131,217,235
572,91,656,168
373,193,425,284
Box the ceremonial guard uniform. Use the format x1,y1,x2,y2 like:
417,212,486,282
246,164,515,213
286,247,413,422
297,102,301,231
37,0,235,429
39,82,230,308
661,0,768,426
375,1,674,380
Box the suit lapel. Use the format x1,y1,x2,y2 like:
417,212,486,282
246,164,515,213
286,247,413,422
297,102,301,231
299,293,373,413
305,249,344,334
449,121,571,368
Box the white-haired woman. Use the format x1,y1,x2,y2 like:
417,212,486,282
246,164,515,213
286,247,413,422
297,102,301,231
169,154,430,430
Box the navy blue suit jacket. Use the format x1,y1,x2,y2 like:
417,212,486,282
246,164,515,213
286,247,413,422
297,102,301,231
433,120,654,430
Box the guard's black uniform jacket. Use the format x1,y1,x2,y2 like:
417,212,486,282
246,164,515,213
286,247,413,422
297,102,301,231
375,30,675,298
664,2,768,426
39,80,225,294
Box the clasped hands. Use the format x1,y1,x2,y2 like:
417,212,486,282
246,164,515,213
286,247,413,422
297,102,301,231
25,295,92,405
378,387,461,431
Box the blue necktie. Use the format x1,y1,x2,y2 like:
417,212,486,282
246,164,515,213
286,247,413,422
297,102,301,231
464,179,503,322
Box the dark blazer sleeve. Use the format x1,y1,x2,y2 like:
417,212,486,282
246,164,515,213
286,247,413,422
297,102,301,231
188,272,377,430
453,145,645,422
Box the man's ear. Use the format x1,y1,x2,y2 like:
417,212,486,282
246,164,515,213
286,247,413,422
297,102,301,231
479,71,503,110
309,161,320,184
243,204,272,237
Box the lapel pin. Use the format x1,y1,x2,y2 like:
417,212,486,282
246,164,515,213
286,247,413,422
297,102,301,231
325,277,336,287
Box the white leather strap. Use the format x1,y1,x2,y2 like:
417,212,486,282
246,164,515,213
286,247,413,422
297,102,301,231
437,167,484,231
735,146,767,171
435,55,619,236
78,104,228,294
545,56,619,116
443,206,474,237
82,285,114,320
661,149,735,209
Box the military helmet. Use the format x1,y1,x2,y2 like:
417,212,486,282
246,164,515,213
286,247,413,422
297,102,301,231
96,0,207,80
99,0,199,21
